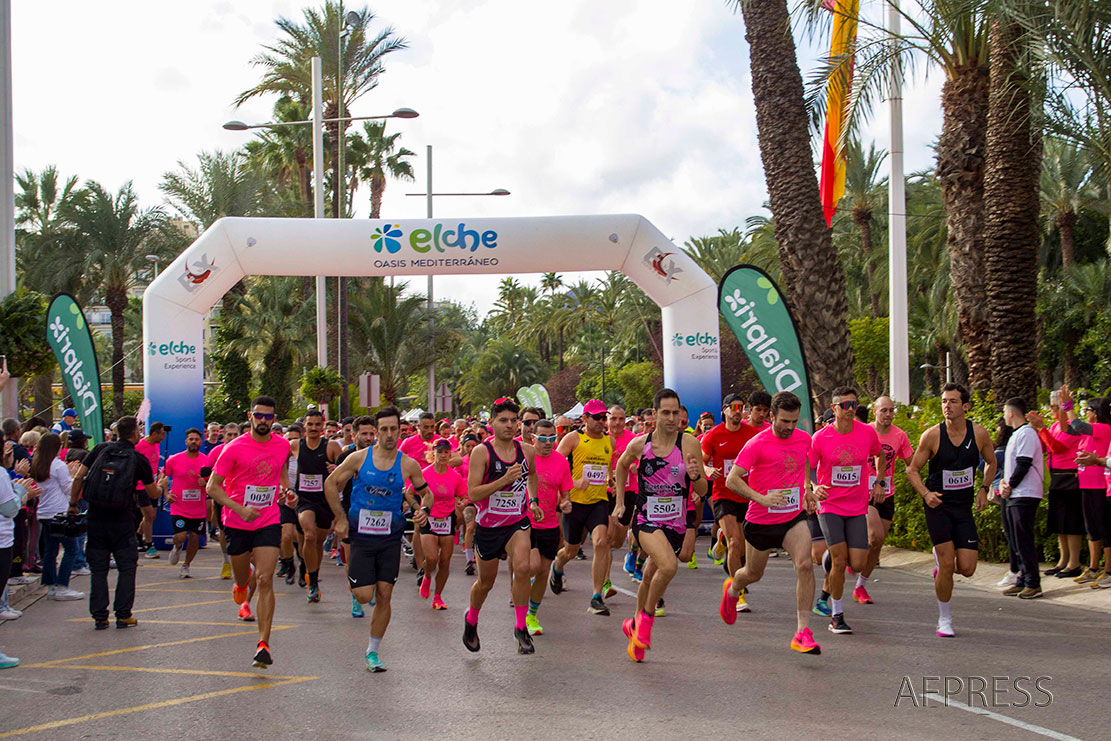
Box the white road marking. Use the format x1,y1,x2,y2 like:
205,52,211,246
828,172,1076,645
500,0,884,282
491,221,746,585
923,693,1080,741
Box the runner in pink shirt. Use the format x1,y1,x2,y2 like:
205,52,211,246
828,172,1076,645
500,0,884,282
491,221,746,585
203,421,239,581
161,428,209,578
416,440,467,609
456,433,481,576
207,396,291,669
718,391,820,655
855,396,914,604
399,413,438,576
808,387,885,636
609,405,641,575
135,423,166,559
526,419,573,636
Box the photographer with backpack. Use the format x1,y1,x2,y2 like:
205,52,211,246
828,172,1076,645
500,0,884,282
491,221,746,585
67,416,160,630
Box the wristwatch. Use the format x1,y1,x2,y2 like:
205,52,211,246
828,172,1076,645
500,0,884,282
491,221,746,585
421,505,431,515
529,497,540,505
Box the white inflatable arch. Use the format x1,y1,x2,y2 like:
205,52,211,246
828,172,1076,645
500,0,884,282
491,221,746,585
143,214,721,452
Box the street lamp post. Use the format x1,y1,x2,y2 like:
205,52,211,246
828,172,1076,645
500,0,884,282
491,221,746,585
405,146,510,414
223,61,417,378
335,11,359,418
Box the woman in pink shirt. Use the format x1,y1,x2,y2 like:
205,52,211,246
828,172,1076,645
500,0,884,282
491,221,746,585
417,440,467,610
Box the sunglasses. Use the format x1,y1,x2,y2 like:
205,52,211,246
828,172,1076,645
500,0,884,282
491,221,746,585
727,403,745,412
535,434,558,443
522,420,536,426
832,401,858,411
588,413,607,421
253,412,276,420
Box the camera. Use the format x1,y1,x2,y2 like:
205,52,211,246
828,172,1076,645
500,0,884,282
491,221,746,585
49,512,88,538
163,425,173,432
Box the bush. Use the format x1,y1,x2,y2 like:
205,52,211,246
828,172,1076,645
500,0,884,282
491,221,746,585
0,289,55,379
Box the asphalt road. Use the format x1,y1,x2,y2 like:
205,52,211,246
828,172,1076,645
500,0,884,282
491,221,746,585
0,539,1105,740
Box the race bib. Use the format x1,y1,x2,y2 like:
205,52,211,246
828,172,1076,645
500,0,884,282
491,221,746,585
181,489,202,502
1077,464,1087,473
357,509,392,536
723,460,734,477
429,516,452,535
243,485,276,508
767,487,800,514
490,491,523,515
942,467,974,491
644,495,682,522
298,473,324,493
831,465,861,486
867,475,893,497
583,464,607,485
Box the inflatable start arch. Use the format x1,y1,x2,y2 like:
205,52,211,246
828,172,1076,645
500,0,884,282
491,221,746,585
143,214,722,453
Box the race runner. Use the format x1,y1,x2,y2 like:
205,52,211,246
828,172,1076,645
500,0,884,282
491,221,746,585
135,422,165,559
550,399,615,615
335,416,375,616
205,423,240,580
399,412,438,581
325,406,430,672
719,391,821,655
526,419,573,636
206,396,291,667
701,393,760,611
809,386,886,636
463,398,542,655
905,383,995,638
417,438,466,609
856,396,914,604
457,433,480,576
608,406,640,576
276,424,304,587
290,410,342,603
614,388,707,662
161,428,208,579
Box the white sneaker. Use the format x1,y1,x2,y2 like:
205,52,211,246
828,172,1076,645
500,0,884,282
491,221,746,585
169,545,181,566
180,563,191,579
936,616,955,638
46,585,57,599
50,587,85,601
0,608,22,620
109,557,117,569
996,571,1019,587
7,576,34,586
71,566,91,576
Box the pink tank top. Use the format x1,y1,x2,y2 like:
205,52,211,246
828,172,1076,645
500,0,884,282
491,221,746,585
635,433,690,532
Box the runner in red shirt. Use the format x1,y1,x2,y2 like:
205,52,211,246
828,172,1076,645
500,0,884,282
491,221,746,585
701,393,761,611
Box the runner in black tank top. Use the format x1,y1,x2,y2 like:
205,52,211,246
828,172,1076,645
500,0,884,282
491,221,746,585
906,384,996,639
291,411,342,602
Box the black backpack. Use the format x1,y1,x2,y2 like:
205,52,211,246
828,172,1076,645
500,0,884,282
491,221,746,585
82,442,139,510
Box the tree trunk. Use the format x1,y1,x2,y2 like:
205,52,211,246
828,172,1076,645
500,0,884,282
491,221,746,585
853,211,881,316
1057,211,1076,270
937,63,991,393
31,373,53,419
984,19,1041,407
739,0,855,404
370,182,384,220
1062,343,1082,388
106,286,128,420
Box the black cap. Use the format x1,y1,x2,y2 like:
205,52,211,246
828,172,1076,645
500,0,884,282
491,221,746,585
68,429,89,442
433,438,452,450
821,408,836,423
722,393,741,407
461,433,480,445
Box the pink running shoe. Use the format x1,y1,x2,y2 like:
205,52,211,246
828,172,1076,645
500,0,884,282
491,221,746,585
631,610,654,650
432,594,447,610
419,576,431,599
623,618,645,662
719,578,738,625
791,627,821,655
853,586,873,604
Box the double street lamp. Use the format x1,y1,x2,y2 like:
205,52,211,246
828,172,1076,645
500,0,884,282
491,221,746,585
223,58,418,376
406,145,510,414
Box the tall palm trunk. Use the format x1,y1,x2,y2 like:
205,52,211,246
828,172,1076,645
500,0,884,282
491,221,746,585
739,0,854,402
852,208,881,316
938,63,991,393
370,181,384,219
32,373,54,419
984,19,1041,407
1057,211,1076,269
106,285,128,419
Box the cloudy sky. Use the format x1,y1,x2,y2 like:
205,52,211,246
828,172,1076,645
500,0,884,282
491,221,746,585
11,0,943,315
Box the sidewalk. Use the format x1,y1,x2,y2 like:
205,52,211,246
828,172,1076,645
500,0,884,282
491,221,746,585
879,545,1111,616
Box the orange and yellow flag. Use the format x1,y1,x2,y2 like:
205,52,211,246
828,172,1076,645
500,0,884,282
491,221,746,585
818,0,860,227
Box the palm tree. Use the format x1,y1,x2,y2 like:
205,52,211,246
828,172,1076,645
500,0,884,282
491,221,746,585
729,0,855,402
683,228,745,283
349,120,416,218
458,336,548,409
68,182,170,419
347,279,432,404
540,272,564,296
242,97,316,217
840,141,888,317
983,14,1042,406
160,150,261,229
1039,138,1097,270
223,277,315,418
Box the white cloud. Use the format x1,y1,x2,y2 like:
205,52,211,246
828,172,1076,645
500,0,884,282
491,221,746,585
11,0,944,318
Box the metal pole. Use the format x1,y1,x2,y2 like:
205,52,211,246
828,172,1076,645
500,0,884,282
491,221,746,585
946,351,952,385
336,25,346,417
0,0,17,417
887,1,910,405
426,145,435,413
312,57,328,370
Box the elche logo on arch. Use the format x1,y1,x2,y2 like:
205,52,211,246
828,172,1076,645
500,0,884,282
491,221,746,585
671,332,717,348
372,221,499,254
149,340,197,356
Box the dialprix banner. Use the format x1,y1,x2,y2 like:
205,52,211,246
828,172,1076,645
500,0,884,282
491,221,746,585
718,266,814,432
46,294,104,445
516,384,553,417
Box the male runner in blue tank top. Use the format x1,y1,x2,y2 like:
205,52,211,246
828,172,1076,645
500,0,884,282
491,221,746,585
325,406,430,672
905,383,995,638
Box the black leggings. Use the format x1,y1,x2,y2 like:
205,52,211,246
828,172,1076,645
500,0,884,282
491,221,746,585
0,546,12,598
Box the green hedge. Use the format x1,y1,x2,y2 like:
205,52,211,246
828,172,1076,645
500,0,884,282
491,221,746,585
882,393,1060,565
